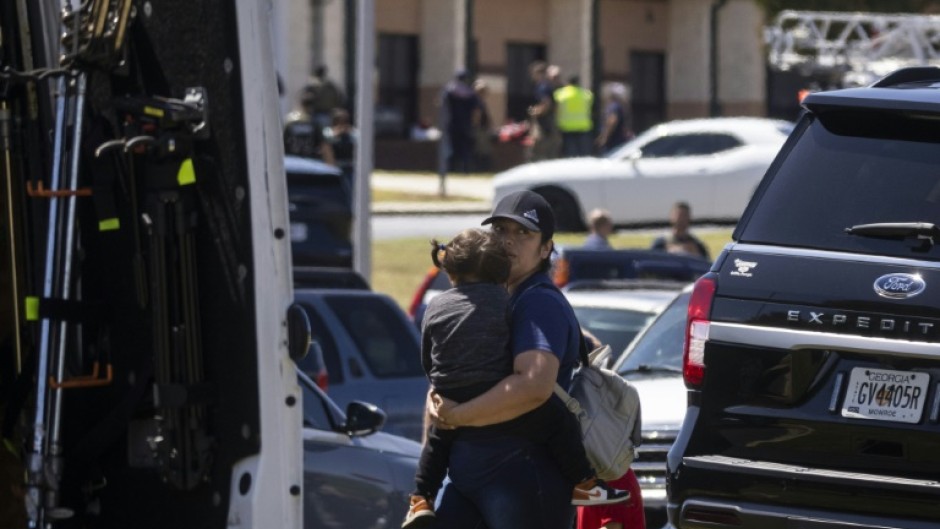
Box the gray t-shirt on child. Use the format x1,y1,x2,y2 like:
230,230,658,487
421,282,512,391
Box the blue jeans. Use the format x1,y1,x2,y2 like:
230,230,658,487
433,433,575,529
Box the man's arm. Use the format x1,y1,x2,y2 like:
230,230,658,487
436,349,559,427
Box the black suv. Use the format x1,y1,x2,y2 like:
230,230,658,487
668,67,940,529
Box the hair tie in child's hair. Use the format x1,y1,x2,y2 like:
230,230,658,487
431,242,446,269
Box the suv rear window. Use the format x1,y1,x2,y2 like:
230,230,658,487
324,295,424,378
738,111,940,260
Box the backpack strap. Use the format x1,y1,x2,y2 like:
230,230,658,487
553,382,583,415
577,330,590,367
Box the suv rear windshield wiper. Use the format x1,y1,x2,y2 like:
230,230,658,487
844,222,940,242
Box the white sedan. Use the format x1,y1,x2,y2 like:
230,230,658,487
492,117,793,230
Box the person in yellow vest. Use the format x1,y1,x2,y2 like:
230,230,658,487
554,75,594,157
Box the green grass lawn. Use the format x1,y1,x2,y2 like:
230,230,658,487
372,188,485,202
372,229,733,310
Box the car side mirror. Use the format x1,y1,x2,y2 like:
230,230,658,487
343,401,387,437
623,149,642,163
287,303,311,362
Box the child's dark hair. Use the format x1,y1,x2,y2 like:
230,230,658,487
430,228,510,285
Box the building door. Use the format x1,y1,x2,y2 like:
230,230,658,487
630,51,665,134
377,33,419,138
506,43,546,122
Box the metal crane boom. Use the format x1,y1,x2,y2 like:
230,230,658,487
765,10,940,83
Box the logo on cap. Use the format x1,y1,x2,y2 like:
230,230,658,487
523,209,540,224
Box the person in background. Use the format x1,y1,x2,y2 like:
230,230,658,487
650,201,710,260
554,75,594,157
596,83,633,156
283,87,335,164
428,191,628,529
576,334,646,529
527,61,561,161
443,69,481,174
324,108,356,191
582,209,613,250
411,117,442,142
307,64,346,129
403,228,628,528
472,79,494,171
547,64,563,90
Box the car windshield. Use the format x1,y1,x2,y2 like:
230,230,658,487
323,295,424,378
616,292,691,375
572,306,657,356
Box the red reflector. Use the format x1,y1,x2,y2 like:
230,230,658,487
553,257,570,287
683,276,716,388
407,266,439,320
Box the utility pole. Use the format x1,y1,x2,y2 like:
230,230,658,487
353,0,374,280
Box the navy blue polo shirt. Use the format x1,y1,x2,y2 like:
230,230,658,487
508,273,581,391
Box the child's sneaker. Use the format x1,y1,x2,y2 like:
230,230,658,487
571,478,631,506
402,495,436,528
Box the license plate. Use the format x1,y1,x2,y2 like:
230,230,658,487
841,367,929,424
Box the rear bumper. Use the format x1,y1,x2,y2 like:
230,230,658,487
668,455,940,529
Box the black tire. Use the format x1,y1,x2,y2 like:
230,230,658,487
534,187,585,232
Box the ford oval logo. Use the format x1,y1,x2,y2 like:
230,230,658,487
873,273,926,299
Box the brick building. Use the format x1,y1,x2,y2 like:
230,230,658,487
272,0,767,168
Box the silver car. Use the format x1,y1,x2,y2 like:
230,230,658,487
564,280,685,360
612,287,692,529
295,287,428,442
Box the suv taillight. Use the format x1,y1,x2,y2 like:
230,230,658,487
683,275,716,388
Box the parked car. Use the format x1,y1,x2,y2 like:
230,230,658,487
293,266,371,290
285,154,352,267
552,248,710,288
565,280,685,358
669,68,940,528
408,247,709,326
294,287,428,441
611,287,692,529
492,117,793,230
298,369,421,528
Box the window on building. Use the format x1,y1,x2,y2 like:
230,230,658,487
630,51,665,134
377,33,419,138
506,43,547,122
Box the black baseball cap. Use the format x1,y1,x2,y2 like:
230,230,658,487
482,190,555,239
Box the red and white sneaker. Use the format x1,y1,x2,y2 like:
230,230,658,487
402,495,436,528
572,478,631,506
